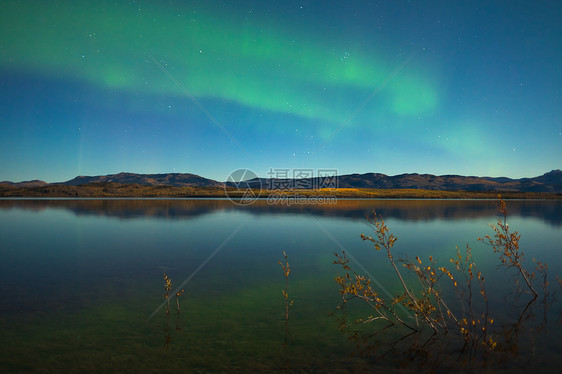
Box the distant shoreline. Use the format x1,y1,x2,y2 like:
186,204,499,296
0,183,560,199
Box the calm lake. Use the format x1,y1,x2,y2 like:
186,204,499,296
0,199,561,373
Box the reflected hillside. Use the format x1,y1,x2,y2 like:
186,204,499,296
1,199,561,226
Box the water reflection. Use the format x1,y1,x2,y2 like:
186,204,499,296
340,292,553,373
0,199,560,372
1,198,561,225
332,203,560,373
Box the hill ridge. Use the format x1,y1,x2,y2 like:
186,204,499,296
1,170,561,193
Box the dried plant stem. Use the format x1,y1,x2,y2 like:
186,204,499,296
333,198,558,367
479,198,538,297
279,251,294,372
361,215,438,331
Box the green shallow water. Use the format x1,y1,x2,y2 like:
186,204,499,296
0,199,561,373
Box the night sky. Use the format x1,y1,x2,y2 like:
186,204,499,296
1,0,560,183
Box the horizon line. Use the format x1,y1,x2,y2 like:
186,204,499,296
2,168,560,185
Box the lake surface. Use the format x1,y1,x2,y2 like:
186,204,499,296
0,199,561,373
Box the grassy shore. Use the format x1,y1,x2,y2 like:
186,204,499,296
0,182,560,199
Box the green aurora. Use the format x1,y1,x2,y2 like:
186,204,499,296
0,0,437,124
0,0,560,181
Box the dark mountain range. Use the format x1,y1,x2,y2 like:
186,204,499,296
0,179,49,188
60,172,224,188
235,169,562,193
333,170,562,192
1,170,561,193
